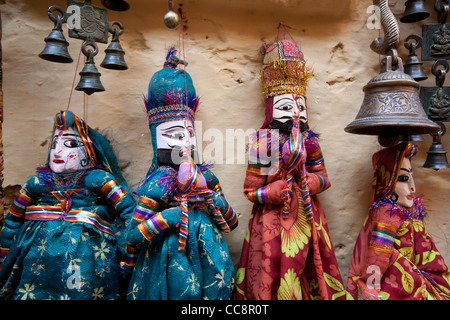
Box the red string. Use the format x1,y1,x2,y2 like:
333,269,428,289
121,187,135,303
66,45,83,111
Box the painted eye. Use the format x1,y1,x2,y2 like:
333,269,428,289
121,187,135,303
276,104,293,111
63,139,84,148
397,175,409,182
163,132,185,140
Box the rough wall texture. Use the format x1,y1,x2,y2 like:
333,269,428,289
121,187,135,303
1,0,450,285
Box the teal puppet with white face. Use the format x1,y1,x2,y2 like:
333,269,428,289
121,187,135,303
0,110,134,300
125,48,238,300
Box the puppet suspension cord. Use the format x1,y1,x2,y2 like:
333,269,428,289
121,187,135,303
67,45,83,111
178,9,191,153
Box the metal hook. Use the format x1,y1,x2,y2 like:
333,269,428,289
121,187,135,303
108,21,124,41
404,34,423,55
435,0,449,24
370,0,400,55
47,5,67,29
432,59,449,87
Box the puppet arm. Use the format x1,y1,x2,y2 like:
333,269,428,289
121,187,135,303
357,206,403,300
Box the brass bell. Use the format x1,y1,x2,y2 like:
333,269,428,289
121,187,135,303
101,32,128,70
423,122,450,170
345,54,440,138
75,42,105,95
164,10,180,29
423,142,450,170
39,22,72,63
101,0,130,11
400,0,430,23
39,6,73,63
404,53,428,81
403,35,427,81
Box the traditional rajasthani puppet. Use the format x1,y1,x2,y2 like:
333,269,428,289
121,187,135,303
235,39,346,300
0,110,134,300
347,142,450,300
125,48,238,300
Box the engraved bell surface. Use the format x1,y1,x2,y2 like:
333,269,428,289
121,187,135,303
345,56,440,136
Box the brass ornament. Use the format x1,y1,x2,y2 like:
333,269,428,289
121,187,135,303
345,54,440,137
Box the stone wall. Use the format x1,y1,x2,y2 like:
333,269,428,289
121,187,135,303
1,0,450,285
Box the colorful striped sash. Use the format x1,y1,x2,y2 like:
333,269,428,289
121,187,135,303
174,159,231,251
282,120,313,222
25,205,115,237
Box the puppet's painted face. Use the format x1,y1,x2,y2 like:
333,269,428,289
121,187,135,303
49,127,91,173
394,157,416,208
156,120,196,164
272,94,307,124
272,94,307,131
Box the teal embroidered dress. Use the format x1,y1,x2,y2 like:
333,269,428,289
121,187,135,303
0,110,135,300
124,47,238,300
125,165,237,300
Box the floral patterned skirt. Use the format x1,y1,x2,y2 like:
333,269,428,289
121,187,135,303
235,191,346,300
0,219,121,300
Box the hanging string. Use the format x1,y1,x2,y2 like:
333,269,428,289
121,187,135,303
83,54,87,122
66,45,83,111
178,6,192,154
277,23,303,49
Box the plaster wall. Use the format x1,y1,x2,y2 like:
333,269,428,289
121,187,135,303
1,0,450,286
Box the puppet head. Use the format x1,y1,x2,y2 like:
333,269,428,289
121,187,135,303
145,47,199,173
47,110,128,188
372,142,418,207
261,40,310,132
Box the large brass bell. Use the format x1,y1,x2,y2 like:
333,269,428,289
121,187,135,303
75,42,105,95
345,53,440,139
423,122,450,170
101,0,130,11
400,0,430,23
101,23,128,70
403,35,428,82
39,6,72,63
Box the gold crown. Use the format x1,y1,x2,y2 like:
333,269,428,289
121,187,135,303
261,40,310,99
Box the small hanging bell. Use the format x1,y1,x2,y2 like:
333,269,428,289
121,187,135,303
101,24,128,70
75,42,105,95
345,53,440,137
404,54,428,81
423,142,450,170
400,0,430,23
164,0,179,29
101,0,130,11
164,10,180,29
101,40,128,70
403,35,427,81
39,7,72,63
423,121,450,170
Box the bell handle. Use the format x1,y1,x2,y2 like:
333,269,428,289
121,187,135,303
431,121,446,143
432,59,449,87
47,5,67,29
435,0,449,24
108,21,124,41
81,40,99,62
404,34,423,55
370,0,400,55
168,0,175,11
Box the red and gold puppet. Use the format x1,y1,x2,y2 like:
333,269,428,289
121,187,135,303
347,142,450,300
234,39,346,300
